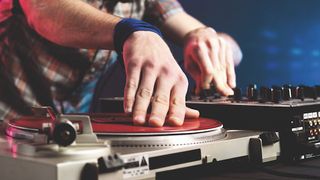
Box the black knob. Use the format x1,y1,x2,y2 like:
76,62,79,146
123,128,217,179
296,86,305,101
232,87,242,101
259,86,271,102
291,86,298,99
247,84,258,100
315,85,320,97
271,86,283,103
199,89,212,100
283,84,293,100
52,119,77,146
305,86,318,100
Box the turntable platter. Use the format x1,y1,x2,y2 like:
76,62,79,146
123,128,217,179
91,114,222,136
7,113,223,136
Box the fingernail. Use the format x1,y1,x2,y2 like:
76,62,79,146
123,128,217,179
168,116,183,126
133,115,145,125
149,116,163,127
125,106,132,113
227,88,234,95
230,81,236,88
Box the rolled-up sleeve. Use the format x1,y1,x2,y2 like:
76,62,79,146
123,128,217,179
144,0,184,26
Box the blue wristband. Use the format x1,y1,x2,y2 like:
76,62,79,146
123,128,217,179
113,18,163,55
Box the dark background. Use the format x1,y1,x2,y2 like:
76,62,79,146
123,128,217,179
171,0,320,89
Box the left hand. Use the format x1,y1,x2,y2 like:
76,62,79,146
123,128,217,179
183,27,241,96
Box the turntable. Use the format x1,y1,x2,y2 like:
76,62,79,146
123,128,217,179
0,107,280,180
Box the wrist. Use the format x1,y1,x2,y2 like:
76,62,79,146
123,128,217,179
183,26,215,44
113,18,163,55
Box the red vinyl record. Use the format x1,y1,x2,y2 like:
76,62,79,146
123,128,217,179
7,113,223,136
91,113,222,135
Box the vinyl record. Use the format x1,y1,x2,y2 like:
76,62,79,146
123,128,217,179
91,113,222,135
6,113,223,136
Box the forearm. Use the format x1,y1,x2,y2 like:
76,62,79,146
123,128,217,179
20,0,120,49
161,12,205,45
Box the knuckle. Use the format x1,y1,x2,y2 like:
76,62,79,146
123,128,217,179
144,61,156,71
137,88,152,99
192,43,201,52
127,60,140,68
124,96,135,104
126,80,138,89
153,94,169,106
178,75,189,86
171,97,185,107
160,66,170,76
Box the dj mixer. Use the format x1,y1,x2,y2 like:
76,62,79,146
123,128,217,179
100,84,320,161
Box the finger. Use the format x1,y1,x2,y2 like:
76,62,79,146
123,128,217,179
191,42,214,90
207,38,221,70
185,107,200,119
218,37,227,69
226,46,236,88
132,68,157,125
124,64,140,113
167,77,188,126
148,77,172,127
185,54,202,95
211,70,233,96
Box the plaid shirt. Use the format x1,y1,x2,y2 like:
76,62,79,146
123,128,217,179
0,0,184,121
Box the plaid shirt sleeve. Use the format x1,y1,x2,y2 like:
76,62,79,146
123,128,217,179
144,0,184,26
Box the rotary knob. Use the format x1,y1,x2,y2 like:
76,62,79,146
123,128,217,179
271,86,283,103
315,85,320,97
305,86,318,100
259,86,271,102
52,118,77,146
296,86,305,101
283,84,293,100
247,84,258,100
232,87,242,101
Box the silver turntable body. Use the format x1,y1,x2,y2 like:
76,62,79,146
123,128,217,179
0,112,281,180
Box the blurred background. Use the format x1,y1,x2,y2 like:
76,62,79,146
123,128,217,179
171,0,320,89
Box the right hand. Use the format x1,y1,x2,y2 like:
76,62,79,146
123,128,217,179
122,31,199,127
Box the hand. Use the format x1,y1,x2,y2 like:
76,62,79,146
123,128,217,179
184,27,242,96
122,31,199,127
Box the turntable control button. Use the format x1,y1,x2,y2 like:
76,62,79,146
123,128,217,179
98,154,124,173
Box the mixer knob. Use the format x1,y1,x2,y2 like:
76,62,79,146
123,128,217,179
310,86,318,100
247,84,258,100
259,86,271,102
302,86,317,100
271,86,283,103
199,89,212,100
296,86,305,101
315,85,320,97
232,87,242,101
283,84,293,100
